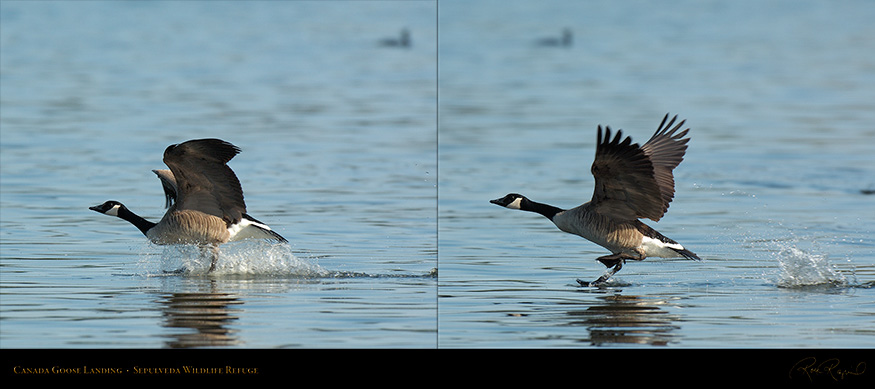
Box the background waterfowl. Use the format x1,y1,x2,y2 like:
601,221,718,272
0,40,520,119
379,28,411,48
90,138,287,272
491,114,699,286
535,28,572,47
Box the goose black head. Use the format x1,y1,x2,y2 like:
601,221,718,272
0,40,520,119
490,193,526,209
89,200,125,216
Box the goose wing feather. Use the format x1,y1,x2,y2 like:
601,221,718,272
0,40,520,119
640,114,690,217
152,169,177,208
162,138,246,226
590,114,690,222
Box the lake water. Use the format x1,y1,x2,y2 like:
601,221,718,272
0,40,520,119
437,0,874,349
1,0,873,355
1,1,437,348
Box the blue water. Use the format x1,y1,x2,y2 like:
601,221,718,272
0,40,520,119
1,1,437,348
1,0,873,350
437,0,874,348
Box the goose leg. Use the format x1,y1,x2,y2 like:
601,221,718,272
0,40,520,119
577,261,623,287
197,244,220,273
207,245,219,273
576,253,637,287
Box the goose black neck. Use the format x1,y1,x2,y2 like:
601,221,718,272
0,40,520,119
117,206,156,236
522,198,564,221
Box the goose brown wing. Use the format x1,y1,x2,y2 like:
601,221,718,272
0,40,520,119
590,126,663,221
152,169,177,208
162,139,246,226
640,114,691,218
590,114,691,222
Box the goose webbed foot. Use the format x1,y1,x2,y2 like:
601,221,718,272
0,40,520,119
577,261,623,287
577,254,628,287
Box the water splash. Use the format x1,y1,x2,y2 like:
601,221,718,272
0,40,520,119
145,241,330,277
774,245,848,288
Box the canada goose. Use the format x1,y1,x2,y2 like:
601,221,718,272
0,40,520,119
536,28,572,47
491,114,700,286
90,138,287,272
379,28,410,48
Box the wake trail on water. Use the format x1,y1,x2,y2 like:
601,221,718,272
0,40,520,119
760,232,870,289
727,228,866,289
140,241,330,277
136,241,437,279
773,245,849,288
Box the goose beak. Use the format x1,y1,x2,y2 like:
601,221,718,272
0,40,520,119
88,205,101,212
489,198,502,205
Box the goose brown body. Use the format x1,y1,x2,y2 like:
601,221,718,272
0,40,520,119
146,209,232,245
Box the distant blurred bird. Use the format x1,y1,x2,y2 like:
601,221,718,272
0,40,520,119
379,28,411,48
536,28,572,47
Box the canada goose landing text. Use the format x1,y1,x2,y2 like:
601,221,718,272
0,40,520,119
491,114,700,286
90,139,287,272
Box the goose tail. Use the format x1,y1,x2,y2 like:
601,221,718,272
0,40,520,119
673,247,701,261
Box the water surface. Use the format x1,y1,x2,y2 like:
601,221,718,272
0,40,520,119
1,0,873,351
1,0,437,348
437,0,874,348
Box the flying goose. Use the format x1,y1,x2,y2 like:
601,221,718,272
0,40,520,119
491,114,700,286
90,138,287,272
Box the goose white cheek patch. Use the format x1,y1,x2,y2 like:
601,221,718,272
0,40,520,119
106,205,121,216
506,197,523,210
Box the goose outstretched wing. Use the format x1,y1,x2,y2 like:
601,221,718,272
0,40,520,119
590,114,690,221
162,138,246,226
